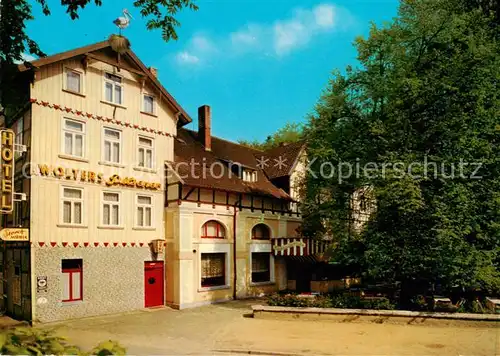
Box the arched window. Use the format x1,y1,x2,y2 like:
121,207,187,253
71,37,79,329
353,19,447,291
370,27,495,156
252,224,270,240
201,220,225,239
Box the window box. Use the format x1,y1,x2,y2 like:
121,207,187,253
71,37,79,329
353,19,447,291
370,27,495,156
58,154,90,163
133,167,157,173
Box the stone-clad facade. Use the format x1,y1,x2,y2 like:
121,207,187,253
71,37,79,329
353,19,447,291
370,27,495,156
33,246,151,323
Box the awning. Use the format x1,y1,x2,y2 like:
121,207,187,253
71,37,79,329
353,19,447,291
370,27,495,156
272,238,329,257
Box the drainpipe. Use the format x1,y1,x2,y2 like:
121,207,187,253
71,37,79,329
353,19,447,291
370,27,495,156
232,204,238,300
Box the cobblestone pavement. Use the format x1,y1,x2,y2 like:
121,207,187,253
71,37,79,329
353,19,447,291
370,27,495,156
45,300,500,355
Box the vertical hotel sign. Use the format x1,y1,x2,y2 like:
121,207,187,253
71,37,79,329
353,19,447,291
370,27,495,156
0,130,14,213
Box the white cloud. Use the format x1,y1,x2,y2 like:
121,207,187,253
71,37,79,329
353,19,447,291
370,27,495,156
272,4,341,55
314,4,336,29
191,35,214,53
176,51,200,65
175,34,215,65
230,24,262,47
274,20,308,55
14,53,37,64
175,3,352,65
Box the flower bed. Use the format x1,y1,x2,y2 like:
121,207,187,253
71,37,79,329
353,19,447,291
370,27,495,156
267,293,396,310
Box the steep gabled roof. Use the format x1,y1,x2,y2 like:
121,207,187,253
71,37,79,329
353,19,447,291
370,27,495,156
173,128,291,200
17,39,192,126
260,141,306,179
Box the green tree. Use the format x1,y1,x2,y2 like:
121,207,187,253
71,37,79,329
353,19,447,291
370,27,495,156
0,0,198,112
303,0,500,302
239,122,304,151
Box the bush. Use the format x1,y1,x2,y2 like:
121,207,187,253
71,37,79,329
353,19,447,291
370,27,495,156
362,297,396,310
90,340,127,356
268,294,310,307
267,293,395,310
0,327,126,355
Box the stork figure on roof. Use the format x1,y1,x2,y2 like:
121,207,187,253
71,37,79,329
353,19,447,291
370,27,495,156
113,9,133,34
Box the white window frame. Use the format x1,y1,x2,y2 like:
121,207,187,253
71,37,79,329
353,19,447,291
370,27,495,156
61,259,83,302
135,194,154,228
142,93,156,115
101,191,121,227
60,186,84,226
198,243,231,292
61,117,86,158
103,72,124,105
249,243,275,285
102,127,122,164
63,67,84,95
242,169,257,182
137,135,155,169
13,118,23,159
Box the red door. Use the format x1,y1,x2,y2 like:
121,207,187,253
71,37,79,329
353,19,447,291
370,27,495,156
144,261,164,308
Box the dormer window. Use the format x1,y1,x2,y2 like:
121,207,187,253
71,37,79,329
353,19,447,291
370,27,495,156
242,169,257,182
143,94,156,115
104,73,123,105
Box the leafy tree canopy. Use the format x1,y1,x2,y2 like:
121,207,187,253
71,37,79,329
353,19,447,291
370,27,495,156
0,0,197,111
302,0,500,300
239,122,304,151
0,0,198,64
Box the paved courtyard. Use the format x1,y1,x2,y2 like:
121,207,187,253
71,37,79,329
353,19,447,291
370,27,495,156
45,300,499,355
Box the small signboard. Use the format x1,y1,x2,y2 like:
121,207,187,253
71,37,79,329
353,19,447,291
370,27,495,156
0,228,29,241
37,276,48,292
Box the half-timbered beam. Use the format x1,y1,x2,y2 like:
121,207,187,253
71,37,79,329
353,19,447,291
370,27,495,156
183,187,195,200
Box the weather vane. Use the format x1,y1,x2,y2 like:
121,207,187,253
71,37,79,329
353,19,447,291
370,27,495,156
113,9,133,35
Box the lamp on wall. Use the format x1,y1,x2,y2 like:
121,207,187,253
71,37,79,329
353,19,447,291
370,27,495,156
149,239,164,254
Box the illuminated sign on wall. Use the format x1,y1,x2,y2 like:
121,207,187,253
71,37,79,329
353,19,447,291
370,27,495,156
1,130,14,213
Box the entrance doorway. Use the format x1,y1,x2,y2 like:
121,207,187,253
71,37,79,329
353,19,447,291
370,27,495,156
144,261,164,308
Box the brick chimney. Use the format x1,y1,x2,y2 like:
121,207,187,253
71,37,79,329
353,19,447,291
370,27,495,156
148,67,158,78
198,105,211,151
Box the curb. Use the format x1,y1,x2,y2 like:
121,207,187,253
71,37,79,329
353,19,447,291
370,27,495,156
213,349,307,356
252,305,500,322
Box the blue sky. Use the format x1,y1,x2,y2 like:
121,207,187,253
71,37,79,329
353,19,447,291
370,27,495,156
26,0,399,142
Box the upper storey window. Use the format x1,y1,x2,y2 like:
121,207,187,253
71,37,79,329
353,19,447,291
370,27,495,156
143,94,156,115
252,224,271,240
64,68,82,94
243,169,257,182
62,118,85,158
201,220,226,239
104,73,123,105
103,128,122,164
